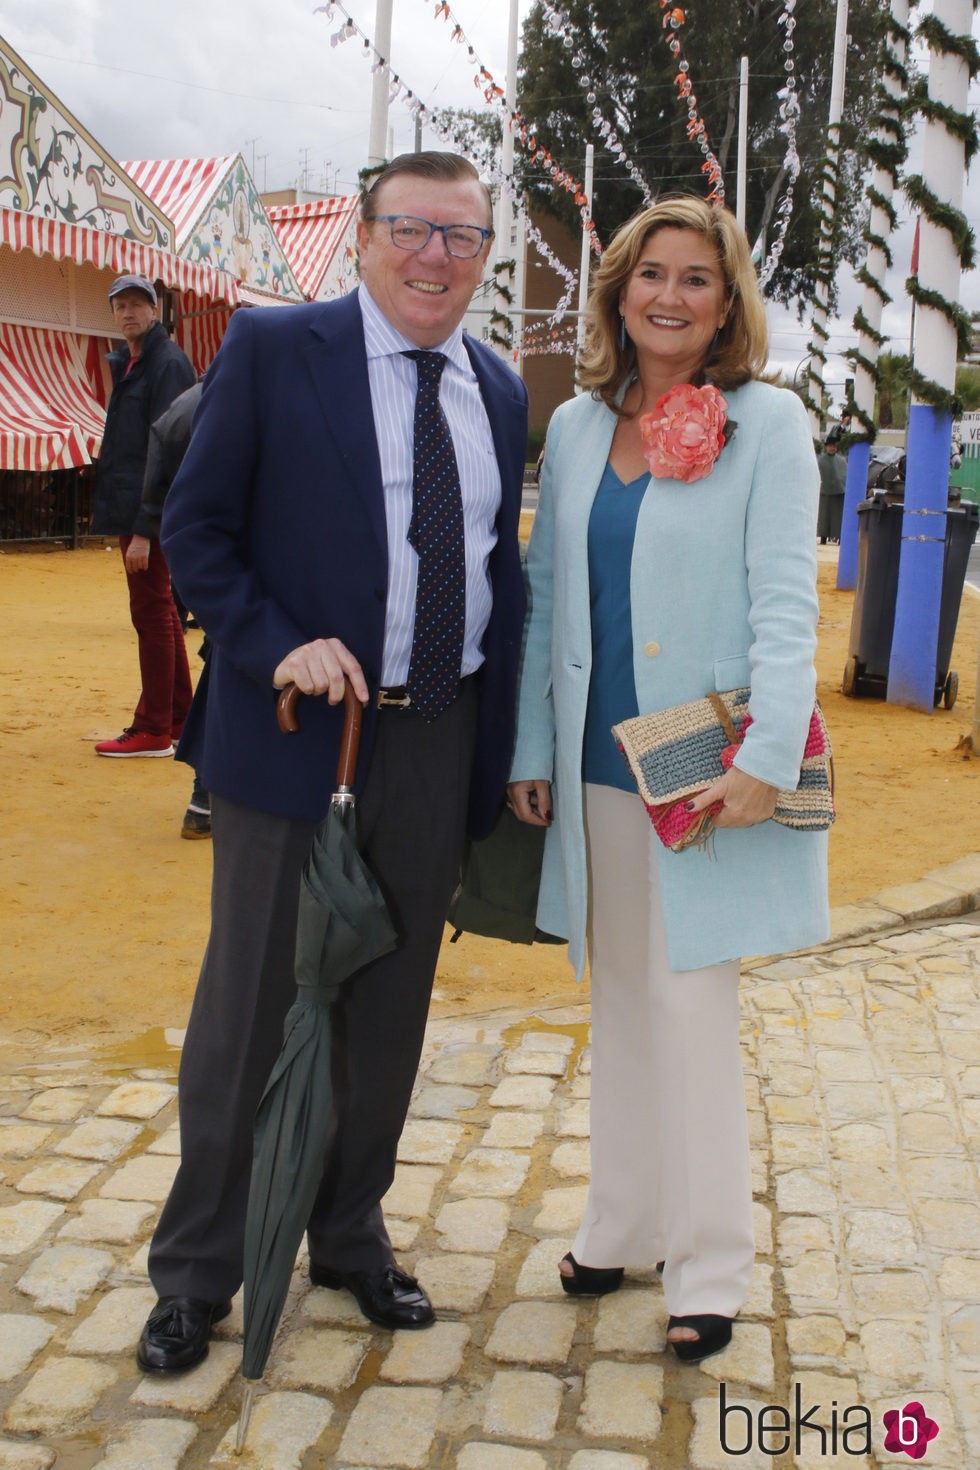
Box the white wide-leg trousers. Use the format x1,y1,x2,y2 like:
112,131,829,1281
572,783,755,1319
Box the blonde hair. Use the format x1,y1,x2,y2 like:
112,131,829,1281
577,196,769,412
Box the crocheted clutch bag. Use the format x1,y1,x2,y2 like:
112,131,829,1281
612,688,835,852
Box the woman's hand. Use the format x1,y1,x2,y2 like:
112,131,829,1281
685,765,777,829
507,779,553,827
273,638,368,705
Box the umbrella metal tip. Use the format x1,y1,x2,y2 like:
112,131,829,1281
235,1380,260,1456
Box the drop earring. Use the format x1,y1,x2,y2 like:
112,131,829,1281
619,314,627,350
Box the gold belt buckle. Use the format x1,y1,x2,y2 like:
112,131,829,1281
377,687,412,709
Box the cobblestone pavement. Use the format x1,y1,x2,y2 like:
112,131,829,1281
1,855,979,1469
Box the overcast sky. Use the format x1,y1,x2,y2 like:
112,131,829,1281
4,0,980,394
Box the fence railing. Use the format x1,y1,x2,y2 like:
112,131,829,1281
0,469,96,547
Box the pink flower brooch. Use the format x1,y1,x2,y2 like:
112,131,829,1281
640,382,736,484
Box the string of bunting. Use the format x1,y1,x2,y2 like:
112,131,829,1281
414,0,601,254
314,5,581,335
539,1,654,205
520,323,579,357
756,0,802,290
315,2,599,254
655,3,725,205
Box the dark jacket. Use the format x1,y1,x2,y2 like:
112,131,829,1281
92,321,196,536
161,289,528,835
139,381,203,539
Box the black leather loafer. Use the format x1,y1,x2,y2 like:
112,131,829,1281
309,1261,435,1329
136,1295,232,1373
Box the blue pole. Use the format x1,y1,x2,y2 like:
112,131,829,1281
837,440,869,589
886,402,949,709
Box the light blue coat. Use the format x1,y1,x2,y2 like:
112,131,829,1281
510,379,830,975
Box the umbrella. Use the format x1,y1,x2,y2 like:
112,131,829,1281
236,679,397,1453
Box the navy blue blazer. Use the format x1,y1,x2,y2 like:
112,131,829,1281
161,289,528,837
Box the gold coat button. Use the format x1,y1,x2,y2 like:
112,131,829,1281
644,641,661,657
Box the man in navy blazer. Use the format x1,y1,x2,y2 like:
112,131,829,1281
136,153,528,1374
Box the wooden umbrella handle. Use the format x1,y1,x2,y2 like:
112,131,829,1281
276,680,364,789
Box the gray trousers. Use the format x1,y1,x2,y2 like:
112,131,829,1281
148,684,477,1302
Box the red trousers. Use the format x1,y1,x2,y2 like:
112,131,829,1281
120,535,193,738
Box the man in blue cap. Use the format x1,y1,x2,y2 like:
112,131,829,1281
92,274,196,757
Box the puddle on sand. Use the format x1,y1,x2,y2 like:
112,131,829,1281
102,1025,183,1076
500,1013,591,1072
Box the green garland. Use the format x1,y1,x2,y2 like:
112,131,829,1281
863,230,894,269
904,175,976,268
489,258,517,351
866,187,898,230
845,13,911,445
916,13,980,77
855,265,891,306
905,277,974,356
905,363,962,418
896,6,980,411
853,307,887,347
906,80,979,163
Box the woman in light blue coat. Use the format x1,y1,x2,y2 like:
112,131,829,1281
508,197,829,1364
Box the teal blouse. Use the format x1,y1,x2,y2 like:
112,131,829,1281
582,462,649,790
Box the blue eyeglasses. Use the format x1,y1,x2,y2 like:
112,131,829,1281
371,215,493,259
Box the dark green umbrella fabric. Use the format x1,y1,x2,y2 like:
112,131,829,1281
237,685,397,1446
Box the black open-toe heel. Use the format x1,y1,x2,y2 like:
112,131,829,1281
559,1252,624,1297
667,1313,733,1363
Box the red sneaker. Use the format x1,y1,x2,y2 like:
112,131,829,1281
94,727,174,758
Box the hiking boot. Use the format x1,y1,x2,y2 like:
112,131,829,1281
95,727,174,758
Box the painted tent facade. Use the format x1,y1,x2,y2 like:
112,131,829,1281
123,155,305,373
0,33,240,522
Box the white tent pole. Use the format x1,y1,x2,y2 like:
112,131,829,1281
574,142,595,379
736,56,749,230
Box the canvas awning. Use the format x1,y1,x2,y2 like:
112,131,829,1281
0,325,106,467
0,206,241,308
0,344,91,472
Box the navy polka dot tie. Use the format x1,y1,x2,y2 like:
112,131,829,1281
402,350,466,721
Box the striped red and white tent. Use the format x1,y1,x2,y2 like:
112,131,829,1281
0,325,106,463
266,197,359,301
0,351,89,472
0,206,241,309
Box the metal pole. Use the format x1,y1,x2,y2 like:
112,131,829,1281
513,203,527,376
888,0,971,711
574,142,595,377
805,0,849,440
736,56,749,230
368,0,394,167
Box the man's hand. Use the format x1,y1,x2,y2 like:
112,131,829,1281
506,779,553,826
272,638,369,706
685,765,777,829
124,535,152,573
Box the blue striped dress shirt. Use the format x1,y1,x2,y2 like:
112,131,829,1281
358,283,502,686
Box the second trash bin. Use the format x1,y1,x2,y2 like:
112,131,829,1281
842,491,979,708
